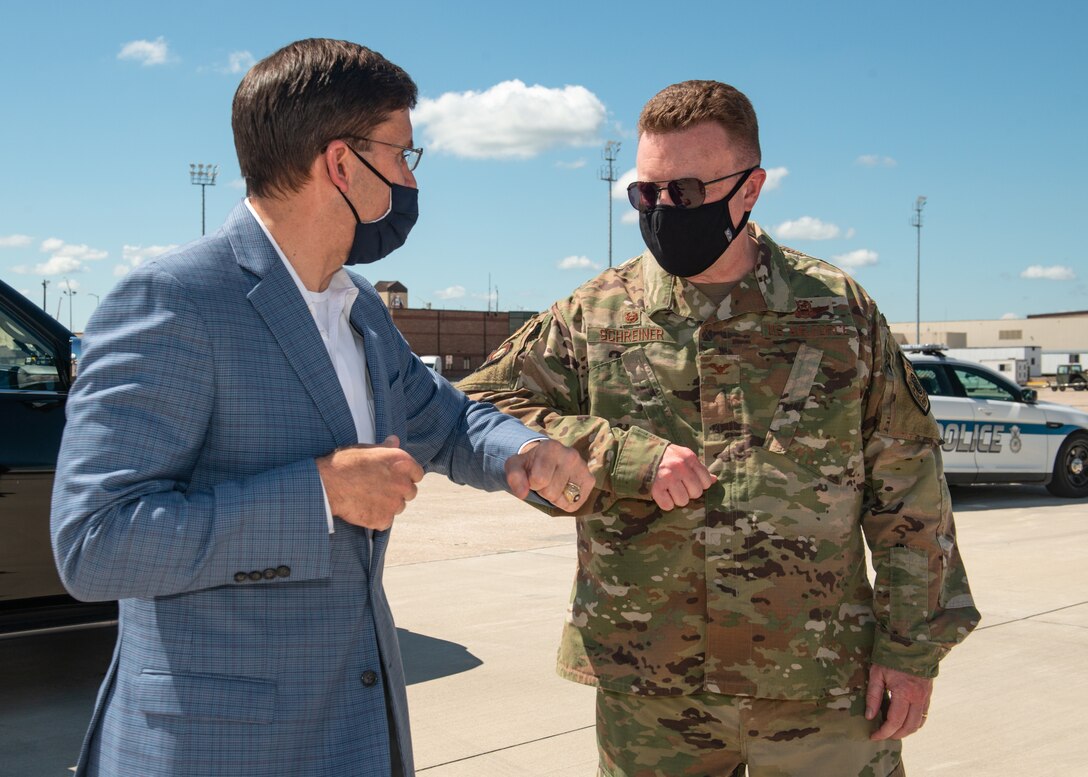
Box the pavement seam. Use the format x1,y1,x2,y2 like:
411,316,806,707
388,543,572,568
416,724,596,771
974,600,1088,631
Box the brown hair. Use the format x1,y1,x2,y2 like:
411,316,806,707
637,80,760,164
232,38,418,197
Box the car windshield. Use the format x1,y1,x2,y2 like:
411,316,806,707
951,366,1018,402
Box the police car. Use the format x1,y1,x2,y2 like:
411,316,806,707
903,345,1088,498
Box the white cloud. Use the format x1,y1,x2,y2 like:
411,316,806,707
855,154,897,168
24,255,85,276
762,166,789,191
1020,264,1075,281
41,239,108,261
12,238,109,275
414,79,606,159
557,255,599,271
118,37,171,67
114,244,177,276
845,227,857,239
773,216,840,240
555,158,587,170
832,249,879,268
1000,312,1022,320
620,210,639,225
434,285,466,300
228,178,247,190
612,167,638,200
0,234,32,248
227,50,255,74
57,278,80,292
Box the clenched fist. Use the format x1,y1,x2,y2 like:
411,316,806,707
505,439,594,513
651,444,715,511
316,435,424,530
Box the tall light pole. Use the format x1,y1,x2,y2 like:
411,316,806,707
62,278,76,330
41,278,49,310
911,196,927,344
599,140,621,268
189,163,219,236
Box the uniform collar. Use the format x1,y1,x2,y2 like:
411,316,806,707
642,222,797,322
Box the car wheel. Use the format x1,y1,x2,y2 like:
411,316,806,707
1047,431,1088,498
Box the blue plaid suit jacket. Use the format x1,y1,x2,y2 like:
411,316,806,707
51,202,542,776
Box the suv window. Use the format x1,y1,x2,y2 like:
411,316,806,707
951,366,1018,402
0,305,62,391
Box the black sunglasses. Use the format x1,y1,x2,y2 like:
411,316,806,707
627,166,758,211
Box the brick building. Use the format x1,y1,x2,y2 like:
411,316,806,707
374,281,535,381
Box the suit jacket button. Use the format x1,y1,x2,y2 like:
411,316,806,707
263,568,277,580
234,572,248,583
248,570,263,582
360,670,378,687
276,565,291,578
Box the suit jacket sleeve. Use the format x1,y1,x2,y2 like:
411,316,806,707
368,291,546,492
51,266,332,602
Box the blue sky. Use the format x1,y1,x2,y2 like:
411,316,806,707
1,1,1084,332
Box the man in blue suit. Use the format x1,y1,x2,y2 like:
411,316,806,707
51,38,593,777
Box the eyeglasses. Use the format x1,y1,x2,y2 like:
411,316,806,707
627,166,758,211
349,137,424,172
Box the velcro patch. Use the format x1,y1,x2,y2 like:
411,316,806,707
901,352,931,415
587,326,668,344
762,321,850,338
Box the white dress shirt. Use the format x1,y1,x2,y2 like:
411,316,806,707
246,199,376,532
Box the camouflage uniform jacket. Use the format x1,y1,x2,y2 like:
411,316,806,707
458,224,979,700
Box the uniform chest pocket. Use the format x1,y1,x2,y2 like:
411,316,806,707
763,344,862,481
587,347,678,438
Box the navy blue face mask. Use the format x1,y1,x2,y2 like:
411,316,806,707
336,147,419,265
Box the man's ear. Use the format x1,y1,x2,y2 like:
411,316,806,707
322,141,351,193
742,166,767,211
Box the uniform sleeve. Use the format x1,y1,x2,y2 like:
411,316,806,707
860,314,980,677
457,303,671,513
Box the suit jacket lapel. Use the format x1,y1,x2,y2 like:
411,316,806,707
225,202,358,450
348,290,389,445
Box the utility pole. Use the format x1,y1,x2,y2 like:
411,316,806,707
599,140,621,268
63,279,77,330
41,278,49,310
190,163,220,236
911,196,927,344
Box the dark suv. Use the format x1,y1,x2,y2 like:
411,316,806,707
0,276,116,633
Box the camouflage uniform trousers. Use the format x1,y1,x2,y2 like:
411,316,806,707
596,688,904,777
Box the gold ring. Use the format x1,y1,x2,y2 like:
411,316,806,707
563,481,581,503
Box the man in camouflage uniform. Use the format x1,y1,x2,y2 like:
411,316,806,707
458,80,978,776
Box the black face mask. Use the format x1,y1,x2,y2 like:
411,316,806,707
336,148,419,265
639,169,753,277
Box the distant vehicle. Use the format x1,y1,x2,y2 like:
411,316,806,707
904,345,1088,498
419,355,442,376
1050,364,1086,392
0,276,116,634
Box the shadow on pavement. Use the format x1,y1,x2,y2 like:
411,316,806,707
398,627,482,685
949,484,1077,511
0,624,116,776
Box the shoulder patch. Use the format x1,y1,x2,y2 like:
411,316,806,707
900,352,931,415
481,340,513,369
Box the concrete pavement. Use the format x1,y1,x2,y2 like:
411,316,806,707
387,472,1088,776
